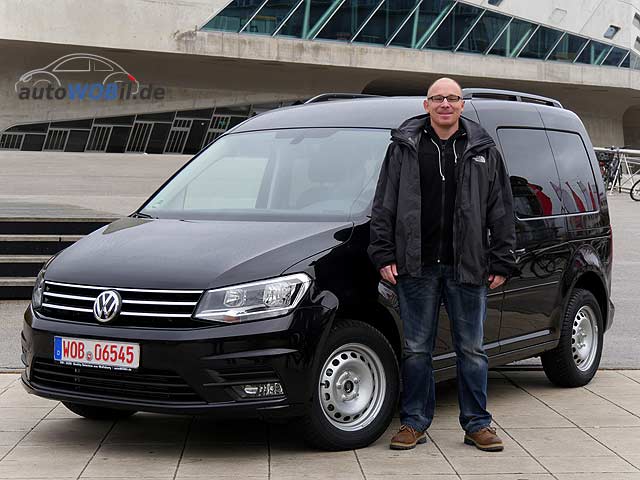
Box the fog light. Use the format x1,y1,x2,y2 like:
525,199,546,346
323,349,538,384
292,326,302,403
242,382,284,397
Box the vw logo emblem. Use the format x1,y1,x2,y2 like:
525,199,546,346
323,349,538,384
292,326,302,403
93,290,122,323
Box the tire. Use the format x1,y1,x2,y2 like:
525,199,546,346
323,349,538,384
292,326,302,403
63,402,137,420
631,179,640,202
302,319,399,451
541,288,603,387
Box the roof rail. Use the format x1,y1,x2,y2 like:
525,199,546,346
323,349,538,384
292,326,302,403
462,88,563,108
304,93,381,104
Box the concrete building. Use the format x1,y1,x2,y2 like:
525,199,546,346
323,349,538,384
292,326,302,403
2,0,640,152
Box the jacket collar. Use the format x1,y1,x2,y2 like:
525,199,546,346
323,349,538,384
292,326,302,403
391,113,495,154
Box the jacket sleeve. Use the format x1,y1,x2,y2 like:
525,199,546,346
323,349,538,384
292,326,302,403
486,148,518,278
367,142,401,271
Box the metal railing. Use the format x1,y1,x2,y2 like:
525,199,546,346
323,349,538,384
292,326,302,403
595,146,640,194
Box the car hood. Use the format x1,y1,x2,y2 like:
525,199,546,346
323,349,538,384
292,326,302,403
46,217,353,290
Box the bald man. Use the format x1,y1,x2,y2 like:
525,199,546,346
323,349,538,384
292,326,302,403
368,78,516,451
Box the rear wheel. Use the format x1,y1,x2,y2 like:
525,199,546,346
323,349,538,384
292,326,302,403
63,402,136,420
541,288,603,387
303,320,399,450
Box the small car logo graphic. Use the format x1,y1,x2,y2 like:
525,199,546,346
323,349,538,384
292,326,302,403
93,290,122,323
15,53,140,94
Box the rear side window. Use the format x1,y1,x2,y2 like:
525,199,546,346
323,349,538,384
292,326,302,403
546,131,599,213
497,128,563,219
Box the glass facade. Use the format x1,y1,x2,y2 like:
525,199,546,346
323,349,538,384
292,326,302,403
518,26,562,60
202,0,636,69
488,18,536,57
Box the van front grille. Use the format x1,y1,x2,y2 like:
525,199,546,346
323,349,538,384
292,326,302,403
31,358,204,403
40,281,208,328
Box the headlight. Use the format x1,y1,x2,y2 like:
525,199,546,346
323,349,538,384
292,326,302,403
31,255,57,310
193,273,312,323
31,267,47,310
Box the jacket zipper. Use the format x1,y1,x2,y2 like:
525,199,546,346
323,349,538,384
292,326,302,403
431,138,445,264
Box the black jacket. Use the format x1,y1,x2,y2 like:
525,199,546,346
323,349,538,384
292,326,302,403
367,113,518,286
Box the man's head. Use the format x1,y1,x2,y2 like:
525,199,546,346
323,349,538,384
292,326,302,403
423,77,464,130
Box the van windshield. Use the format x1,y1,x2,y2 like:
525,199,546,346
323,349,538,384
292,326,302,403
140,128,391,221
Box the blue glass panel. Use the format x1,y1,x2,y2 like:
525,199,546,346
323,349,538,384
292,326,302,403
423,2,482,50
353,0,419,45
316,0,382,41
488,18,536,57
390,0,453,49
601,47,628,67
518,26,562,59
202,0,265,32
244,0,302,34
576,40,611,65
277,0,339,38
456,9,508,53
620,51,631,68
547,34,588,62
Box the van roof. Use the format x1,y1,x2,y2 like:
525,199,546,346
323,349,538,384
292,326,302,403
231,96,585,133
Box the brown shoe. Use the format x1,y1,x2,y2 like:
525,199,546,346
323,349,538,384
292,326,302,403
464,426,504,452
389,425,427,450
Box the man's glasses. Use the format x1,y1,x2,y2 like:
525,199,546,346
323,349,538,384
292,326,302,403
427,95,463,104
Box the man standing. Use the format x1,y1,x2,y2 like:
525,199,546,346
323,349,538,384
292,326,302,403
368,78,516,451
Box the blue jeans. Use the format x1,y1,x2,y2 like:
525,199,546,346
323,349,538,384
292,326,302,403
396,264,492,434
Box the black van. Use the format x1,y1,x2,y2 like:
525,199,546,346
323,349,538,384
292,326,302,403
21,90,614,450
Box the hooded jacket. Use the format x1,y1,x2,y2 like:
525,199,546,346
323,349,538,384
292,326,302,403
367,113,518,286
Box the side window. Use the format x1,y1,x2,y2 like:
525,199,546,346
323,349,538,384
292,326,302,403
497,128,564,219
546,131,598,213
53,58,90,72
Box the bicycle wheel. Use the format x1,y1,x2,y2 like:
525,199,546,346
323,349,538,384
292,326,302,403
631,179,640,201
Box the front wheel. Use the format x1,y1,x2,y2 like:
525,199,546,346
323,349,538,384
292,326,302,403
631,179,640,201
541,288,603,387
303,320,399,450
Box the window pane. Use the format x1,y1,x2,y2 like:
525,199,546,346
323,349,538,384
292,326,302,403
277,0,339,38
547,33,588,62
423,2,483,51
518,26,562,59
547,131,598,213
202,0,264,32
244,0,301,34
489,18,536,57
497,128,563,218
316,0,382,41
353,0,418,45
620,51,631,68
575,40,611,65
456,10,509,54
602,47,628,67
389,0,453,49
142,128,391,220
631,52,640,69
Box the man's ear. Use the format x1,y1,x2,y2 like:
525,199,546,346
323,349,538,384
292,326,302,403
460,99,465,113
423,99,429,112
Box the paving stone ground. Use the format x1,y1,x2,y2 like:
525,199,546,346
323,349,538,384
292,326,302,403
2,370,640,479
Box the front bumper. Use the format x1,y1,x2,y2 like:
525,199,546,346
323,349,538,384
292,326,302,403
21,303,333,418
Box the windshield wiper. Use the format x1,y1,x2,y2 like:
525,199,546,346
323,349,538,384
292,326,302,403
131,212,155,219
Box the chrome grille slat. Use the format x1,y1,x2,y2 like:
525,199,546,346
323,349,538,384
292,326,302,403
41,281,206,328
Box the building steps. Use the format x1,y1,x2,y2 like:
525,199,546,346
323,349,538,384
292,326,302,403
0,218,112,300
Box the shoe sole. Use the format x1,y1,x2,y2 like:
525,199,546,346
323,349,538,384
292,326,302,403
389,435,427,450
464,436,504,452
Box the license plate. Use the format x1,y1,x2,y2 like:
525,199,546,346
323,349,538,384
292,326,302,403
54,337,140,370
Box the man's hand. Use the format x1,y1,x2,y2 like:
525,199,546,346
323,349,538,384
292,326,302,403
380,263,398,285
488,274,506,290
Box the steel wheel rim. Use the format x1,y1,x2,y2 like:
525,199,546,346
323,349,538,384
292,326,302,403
318,342,387,432
571,305,598,372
